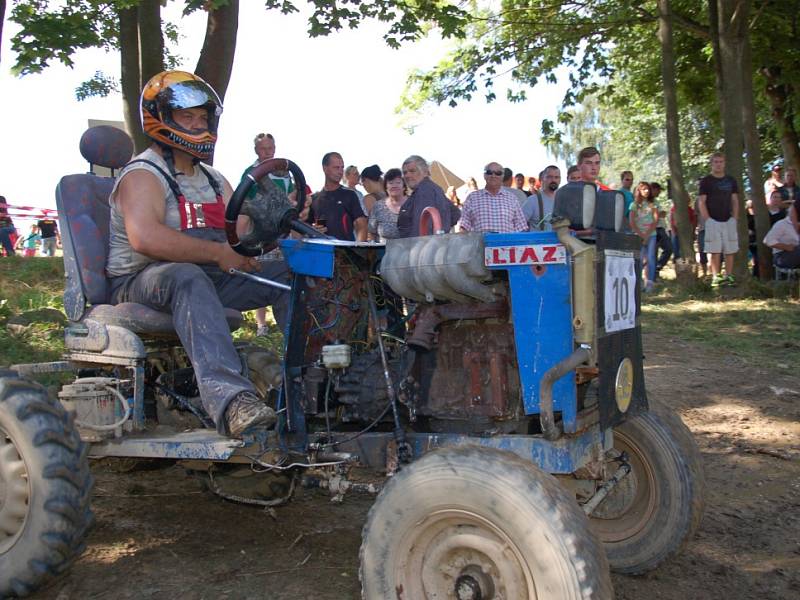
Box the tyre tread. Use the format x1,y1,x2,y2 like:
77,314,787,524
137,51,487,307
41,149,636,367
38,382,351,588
360,445,613,599
0,378,94,598
598,408,705,574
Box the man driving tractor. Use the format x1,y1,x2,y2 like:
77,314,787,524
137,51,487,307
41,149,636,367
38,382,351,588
106,70,287,437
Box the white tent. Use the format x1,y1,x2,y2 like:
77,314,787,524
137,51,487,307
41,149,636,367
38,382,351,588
429,160,465,192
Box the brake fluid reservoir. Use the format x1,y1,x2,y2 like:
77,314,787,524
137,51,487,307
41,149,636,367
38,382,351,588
322,344,351,369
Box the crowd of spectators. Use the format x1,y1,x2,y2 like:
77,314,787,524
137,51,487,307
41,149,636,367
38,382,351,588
0,195,61,258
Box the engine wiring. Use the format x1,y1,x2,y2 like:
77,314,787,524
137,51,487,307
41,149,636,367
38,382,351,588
319,400,393,449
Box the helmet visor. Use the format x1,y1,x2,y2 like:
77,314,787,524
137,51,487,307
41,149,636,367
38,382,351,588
158,79,223,133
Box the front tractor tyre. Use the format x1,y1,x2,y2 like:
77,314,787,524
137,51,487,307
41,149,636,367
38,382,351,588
589,407,705,574
0,377,94,597
360,445,613,599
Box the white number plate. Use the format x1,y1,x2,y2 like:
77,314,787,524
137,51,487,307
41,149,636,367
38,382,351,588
484,244,567,266
604,250,636,333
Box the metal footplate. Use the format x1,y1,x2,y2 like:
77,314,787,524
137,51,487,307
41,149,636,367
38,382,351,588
87,429,264,461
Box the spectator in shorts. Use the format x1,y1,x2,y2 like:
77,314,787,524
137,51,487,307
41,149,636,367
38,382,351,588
37,215,60,256
698,152,739,287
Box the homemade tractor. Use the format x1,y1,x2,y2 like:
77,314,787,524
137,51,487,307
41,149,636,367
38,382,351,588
0,127,704,599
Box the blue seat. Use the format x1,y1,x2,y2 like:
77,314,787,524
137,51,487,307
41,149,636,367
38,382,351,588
57,125,242,337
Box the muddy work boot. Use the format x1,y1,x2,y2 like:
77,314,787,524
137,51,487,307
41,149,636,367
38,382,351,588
225,391,276,437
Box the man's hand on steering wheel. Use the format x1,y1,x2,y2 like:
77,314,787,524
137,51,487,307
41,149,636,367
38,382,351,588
217,243,258,273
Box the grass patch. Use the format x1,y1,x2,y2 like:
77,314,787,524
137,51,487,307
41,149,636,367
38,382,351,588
0,257,282,368
0,257,67,366
641,275,800,373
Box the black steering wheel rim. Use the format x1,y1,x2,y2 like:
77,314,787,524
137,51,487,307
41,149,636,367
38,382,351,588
225,158,323,256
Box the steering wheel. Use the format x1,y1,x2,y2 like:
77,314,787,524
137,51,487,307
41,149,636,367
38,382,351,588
225,158,327,256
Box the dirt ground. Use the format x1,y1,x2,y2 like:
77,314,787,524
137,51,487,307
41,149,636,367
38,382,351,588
29,331,800,600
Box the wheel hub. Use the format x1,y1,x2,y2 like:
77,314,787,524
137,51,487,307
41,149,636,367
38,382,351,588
455,565,495,600
0,427,31,553
397,509,535,599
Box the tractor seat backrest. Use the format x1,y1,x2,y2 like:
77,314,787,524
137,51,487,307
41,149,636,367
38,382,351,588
57,126,134,322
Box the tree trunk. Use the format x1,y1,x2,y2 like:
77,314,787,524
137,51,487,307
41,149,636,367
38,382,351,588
761,67,800,174
658,0,695,285
741,29,772,280
716,0,749,278
194,0,239,165
137,0,164,90
0,0,6,65
709,0,725,129
195,0,239,103
119,6,147,153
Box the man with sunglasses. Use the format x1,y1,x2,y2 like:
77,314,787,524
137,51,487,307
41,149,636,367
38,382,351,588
398,155,460,237
459,162,528,233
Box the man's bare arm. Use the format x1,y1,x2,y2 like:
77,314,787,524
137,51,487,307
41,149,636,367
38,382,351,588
697,194,709,221
353,216,368,242
117,170,258,273
731,192,739,220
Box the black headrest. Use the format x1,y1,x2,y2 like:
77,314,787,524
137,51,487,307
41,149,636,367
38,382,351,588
79,126,134,170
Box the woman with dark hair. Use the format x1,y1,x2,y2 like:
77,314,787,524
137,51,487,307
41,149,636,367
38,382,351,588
360,164,386,217
629,182,658,292
368,168,407,242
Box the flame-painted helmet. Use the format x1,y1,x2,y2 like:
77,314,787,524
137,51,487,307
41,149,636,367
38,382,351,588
140,70,222,160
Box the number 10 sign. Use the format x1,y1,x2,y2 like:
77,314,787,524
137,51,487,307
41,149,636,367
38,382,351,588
604,250,637,333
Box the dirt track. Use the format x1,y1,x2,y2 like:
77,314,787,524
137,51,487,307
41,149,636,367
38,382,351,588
30,331,800,599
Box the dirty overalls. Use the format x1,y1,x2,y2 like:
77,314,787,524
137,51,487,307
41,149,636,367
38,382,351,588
106,148,289,432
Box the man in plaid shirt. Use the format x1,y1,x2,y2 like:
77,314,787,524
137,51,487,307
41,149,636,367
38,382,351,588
458,162,529,233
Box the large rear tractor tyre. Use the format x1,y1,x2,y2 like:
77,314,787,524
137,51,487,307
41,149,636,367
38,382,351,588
589,407,705,574
0,378,94,597
360,445,613,599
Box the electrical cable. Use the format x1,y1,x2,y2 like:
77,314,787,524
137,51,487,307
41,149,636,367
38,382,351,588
207,468,297,507
321,401,392,449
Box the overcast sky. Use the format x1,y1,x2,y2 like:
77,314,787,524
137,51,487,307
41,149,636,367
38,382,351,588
0,3,566,225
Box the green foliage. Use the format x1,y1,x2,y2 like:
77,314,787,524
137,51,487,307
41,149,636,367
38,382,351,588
75,70,118,99
10,0,470,102
401,0,799,181
10,0,119,75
